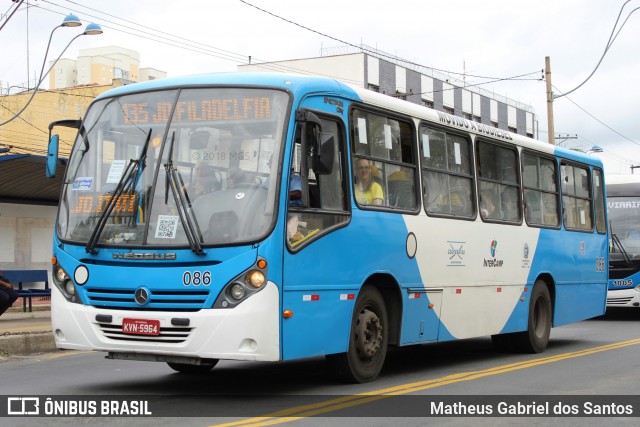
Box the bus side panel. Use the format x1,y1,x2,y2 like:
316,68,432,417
526,228,607,326
404,214,539,340
282,212,425,360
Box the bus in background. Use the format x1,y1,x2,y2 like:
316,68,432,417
606,174,640,308
46,73,608,383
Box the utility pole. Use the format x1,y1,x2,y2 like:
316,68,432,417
545,56,555,145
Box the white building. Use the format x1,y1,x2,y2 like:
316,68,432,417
239,49,537,139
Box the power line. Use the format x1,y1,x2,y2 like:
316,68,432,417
553,84,640,147
237,0,540,83
554,0,640,99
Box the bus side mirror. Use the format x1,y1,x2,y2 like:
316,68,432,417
46,134,60,178
313,133,335,175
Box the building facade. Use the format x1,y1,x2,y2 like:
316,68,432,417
48,46,167,89
239,51,537,139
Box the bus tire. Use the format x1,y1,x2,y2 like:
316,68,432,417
167,360,218,374
327,287,388,383
512,281,552,353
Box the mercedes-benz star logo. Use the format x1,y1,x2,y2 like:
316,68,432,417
134,288,149,305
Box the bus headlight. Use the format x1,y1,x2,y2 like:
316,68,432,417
65,281,76,295
213,258,268,309
245,270,265,288
230,283,246,300
52,264,81,304
54,266,69,283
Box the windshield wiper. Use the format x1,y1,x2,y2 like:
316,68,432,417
85,129,153,254
164,131,205,256
611,233,631,265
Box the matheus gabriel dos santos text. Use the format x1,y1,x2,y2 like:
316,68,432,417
430,400,634,416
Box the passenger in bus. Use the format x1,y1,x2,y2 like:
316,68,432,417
289,173,303,206
354,158,384,206
480,190,498,218
189,162,220,197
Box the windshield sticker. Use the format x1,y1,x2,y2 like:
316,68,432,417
155,215,179,239
72,177,93,191
106,160,127,184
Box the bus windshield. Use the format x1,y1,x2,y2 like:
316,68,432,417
57,87,290,249
608,196,640,256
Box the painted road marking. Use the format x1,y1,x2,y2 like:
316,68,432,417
210,338,640,426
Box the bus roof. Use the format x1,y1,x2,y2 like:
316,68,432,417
605,174,640,197
95,72,359,103
95,72,602,169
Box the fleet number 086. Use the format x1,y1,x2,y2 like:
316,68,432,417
183,271,211,286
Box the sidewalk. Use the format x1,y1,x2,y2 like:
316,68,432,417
0,305,57,356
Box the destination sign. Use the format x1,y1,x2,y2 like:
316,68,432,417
121,97,272,124
72,194,137,216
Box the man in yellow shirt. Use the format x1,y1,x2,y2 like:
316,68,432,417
354,158,384,206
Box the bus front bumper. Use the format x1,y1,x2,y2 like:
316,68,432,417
606,286,640,308
51,282,281,361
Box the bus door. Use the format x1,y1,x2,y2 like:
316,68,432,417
281,101,352,360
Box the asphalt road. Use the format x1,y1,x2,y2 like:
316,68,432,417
1,308,639,427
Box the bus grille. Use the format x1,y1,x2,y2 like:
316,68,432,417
607,296,634,305
97,323,192,344
84,287,210,311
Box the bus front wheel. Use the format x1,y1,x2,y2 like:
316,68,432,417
512,281,552,353
167,360,218,374
327,287,389,383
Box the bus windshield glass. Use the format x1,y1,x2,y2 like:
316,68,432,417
608,196,640,255
57,87,290,248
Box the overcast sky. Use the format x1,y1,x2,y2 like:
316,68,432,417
2,0,639,174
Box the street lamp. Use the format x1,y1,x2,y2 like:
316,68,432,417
0,15,102,127
587,145,603,154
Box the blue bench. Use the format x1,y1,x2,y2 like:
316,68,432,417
2,270,51,312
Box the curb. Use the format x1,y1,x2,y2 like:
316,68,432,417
0,331,57,356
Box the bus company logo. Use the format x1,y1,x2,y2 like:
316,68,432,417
447,241,466,266
134,288,150,305
484,240,504,268
112,252,176,260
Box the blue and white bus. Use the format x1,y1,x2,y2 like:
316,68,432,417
606,174,640,308
47,72,608,382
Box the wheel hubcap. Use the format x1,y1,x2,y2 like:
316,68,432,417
355,308,383,358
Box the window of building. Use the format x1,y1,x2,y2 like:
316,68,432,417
423,100,434,109
522,152,559,227
368,84,380,93
421,126,474,218
561,162,592,231
443,106,454,115
477,140,521,223
350,108,417,211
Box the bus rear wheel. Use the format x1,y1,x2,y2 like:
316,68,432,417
512,281,552,353
327,287,388,383
167,360,218,374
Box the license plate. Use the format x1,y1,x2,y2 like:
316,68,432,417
122,318,160,336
